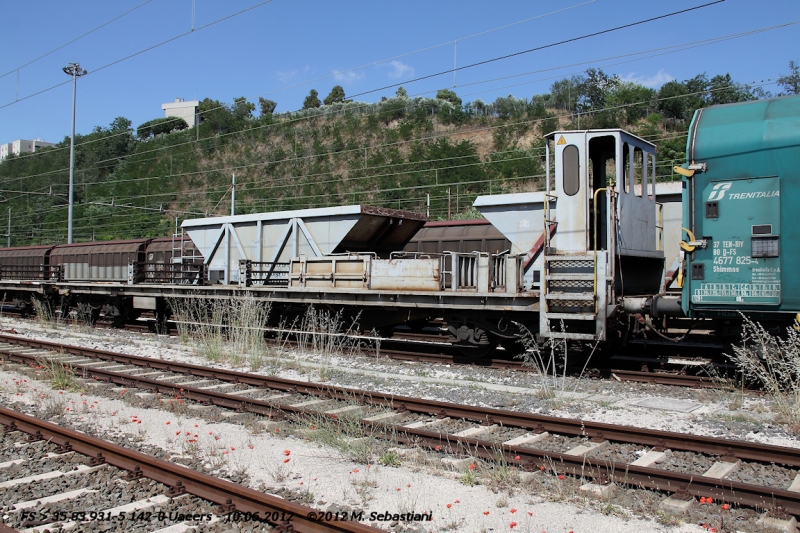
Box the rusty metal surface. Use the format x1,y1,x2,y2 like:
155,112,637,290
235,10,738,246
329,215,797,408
369,258,440,291
0,408,383,533
0,333,797,470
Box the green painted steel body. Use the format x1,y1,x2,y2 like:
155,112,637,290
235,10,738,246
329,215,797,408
681,94,800,319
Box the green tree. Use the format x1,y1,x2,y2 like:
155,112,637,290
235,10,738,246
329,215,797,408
303,89,321,109
323,85,347,105
231,97,255,122
258,97,277,116
436,89,462,108
608,81,655,123
579,68,620,111
778,61,799,95
549,75,583,111
198,98,232,134
136,117,189,139
396,86,408,98
657,80,689,120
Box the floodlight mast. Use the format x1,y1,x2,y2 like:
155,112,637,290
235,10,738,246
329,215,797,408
62,62,87,244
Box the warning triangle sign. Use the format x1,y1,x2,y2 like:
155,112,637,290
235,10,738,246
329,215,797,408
557,135,566,145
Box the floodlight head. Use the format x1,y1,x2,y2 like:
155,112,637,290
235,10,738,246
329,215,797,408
62,63,87,77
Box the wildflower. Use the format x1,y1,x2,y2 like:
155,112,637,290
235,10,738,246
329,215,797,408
510,522,517,529
407,484,411,488
209,431,213,435
230,447,235,451
454,500,460,503
175,431,181,435
283,458,290,463
352,469,359,473
514,455,520,461
283,450,291,456
299,481,303,485
527,512,533,517
510,508,517,513
469,463,476,470
721,504,730,510
186,431,190,435
539,466,545,471
446,504,452,509
331,414,338,419
248,445,254,449
558,475,565,480
397,488,401,491
166,421,171,425
435,445,441,451
58,391,63,394
483,511,490,516
194,424,198,428
223,451,228,455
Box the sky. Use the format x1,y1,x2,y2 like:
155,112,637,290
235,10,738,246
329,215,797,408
0,0,798,145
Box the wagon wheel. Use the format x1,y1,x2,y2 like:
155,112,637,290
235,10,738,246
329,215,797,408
448,323,497,360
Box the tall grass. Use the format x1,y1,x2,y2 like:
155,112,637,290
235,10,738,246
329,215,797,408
168,294,271,368
727,316,800,427
168,296,361,373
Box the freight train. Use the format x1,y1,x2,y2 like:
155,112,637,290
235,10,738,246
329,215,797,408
0,94,796,355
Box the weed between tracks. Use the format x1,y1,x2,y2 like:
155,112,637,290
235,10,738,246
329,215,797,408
169,297,364,378
726,316,800,429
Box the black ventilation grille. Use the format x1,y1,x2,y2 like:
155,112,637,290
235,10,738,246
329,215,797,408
752,224,772,235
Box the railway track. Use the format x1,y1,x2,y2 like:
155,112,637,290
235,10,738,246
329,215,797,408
0,408,381,533
0,333,797,529
1,309,733,390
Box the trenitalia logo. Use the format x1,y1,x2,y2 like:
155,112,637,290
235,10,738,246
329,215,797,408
707,182,779,201
708,182,731,201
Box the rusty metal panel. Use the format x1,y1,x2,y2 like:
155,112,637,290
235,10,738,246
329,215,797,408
369,258,440,291
289,255,370,289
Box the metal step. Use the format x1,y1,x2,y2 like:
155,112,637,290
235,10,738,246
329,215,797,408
543,332,598,340
544,313,596,321
545,293,595,300
545,255,595,262
546,274,594,280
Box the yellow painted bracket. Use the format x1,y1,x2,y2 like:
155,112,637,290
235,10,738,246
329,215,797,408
673,165,695,177
679,227,698,252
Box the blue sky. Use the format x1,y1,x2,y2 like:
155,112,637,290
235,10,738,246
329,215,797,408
0,0,798,145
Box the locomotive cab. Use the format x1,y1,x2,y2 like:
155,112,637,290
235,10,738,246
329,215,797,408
477,129,665,341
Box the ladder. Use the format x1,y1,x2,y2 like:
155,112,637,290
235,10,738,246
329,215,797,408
540,254,598,340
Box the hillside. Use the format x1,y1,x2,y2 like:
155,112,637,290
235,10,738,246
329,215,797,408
0,66,785,246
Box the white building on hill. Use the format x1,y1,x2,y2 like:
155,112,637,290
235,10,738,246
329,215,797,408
0,139,55,161
161,98,200,127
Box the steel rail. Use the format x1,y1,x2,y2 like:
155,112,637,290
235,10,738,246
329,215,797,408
3,337,800,515
369,423,800,516
0,334,797,468
611,369,722,388
0,407,382,533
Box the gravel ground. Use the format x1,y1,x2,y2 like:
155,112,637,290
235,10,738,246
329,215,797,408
1,317,798,532
655,450,717,475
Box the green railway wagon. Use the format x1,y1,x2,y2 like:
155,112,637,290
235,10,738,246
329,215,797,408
679,94,800,324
